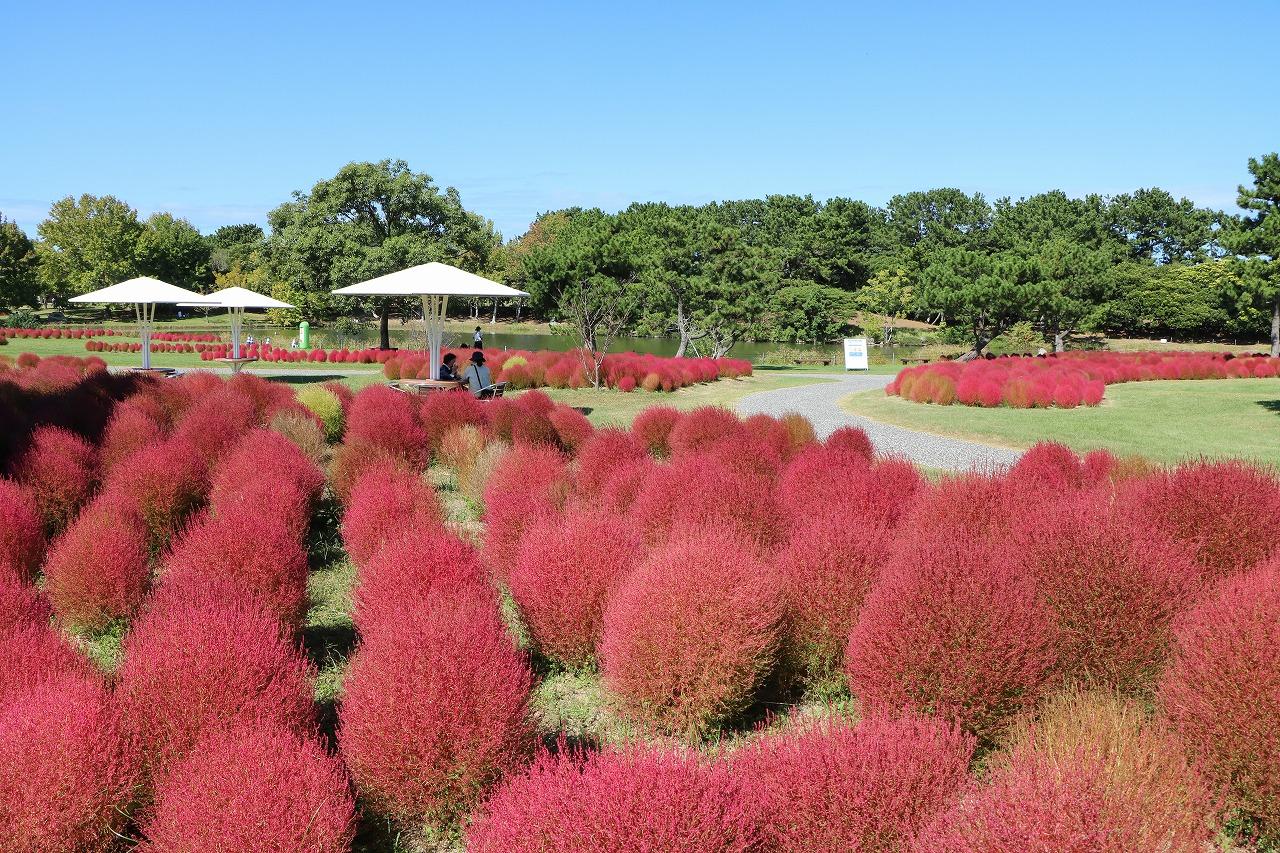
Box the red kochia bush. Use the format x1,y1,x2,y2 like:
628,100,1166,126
115,580,316,783
547,403,594,452
629,453,782,550
100,437,208,548
739,715,975,852
509,510,645,669
572,427,649,497
339,584,533,829
0,479,44,582
9,425,98,532
600,527,783,739
341,462,443,569
0,573,49,634
1158,560,1280,840
99,400,165,472
351,527,488,632
468,744,757,853
631,405,681,456
43,499,150,631
208,429,324,538
826,424,875,458
1004,441,1086,492
846,534,1059,744
345,385,429,469
0,622,97,708
1011,491,1198,693
482,444,569,580
0,676,138,853
667,406,745,457
140,721,354,853
418,389,489,454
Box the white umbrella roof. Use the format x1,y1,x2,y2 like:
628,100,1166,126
178,286,294,309
68,277,218,305
331,262,529,298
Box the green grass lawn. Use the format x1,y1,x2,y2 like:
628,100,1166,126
542,374,832,426
842,378,1280,467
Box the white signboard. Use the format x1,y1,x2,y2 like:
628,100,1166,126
843,337,869,371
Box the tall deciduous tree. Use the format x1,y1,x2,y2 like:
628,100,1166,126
1223,153,1280,355
266,159,497,349
0,214,40,309
35,194,143,298
136,213,212,291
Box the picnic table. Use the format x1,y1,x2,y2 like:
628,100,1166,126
214,356,258,375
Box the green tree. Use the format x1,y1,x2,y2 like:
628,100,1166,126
265,159,498,349
1108,188,1217,264
137,213,211,291
884,189,993,252
1103,262,1233,339
1223,153,1280,355
917,248,1039,357
853,266,914,344
1032,238,1114,351
766,284,853,345
35,194,143,298
0,214,41,309
208,224,266,273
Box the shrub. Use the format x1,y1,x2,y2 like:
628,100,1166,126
1158,560,1280,842
168,384,256,465
9,426,98,532
667,406,744,456
295,385,344,442
437,423,488,483
509,510,644,669
629,454,782,550
418,390,489,454
631,405,681,456
339,584,533,833
459,440,506,504
0,479,44,582
139,721,354,853
482,444,569,580
739,715,975,851
328,439,407,504
903,472,1017,542
468,744,756,853
0,675,139,853
351,526,488,632
0,621,96,708
209,428,325,538
100,437,208,549
845,534,1059,744
600,527,783,739
341,462,442,568
0,573,49,634
268,409,328,463
548,404,594,452
1004,441,1085,492
43,499,150,631
115,579,316,784
573,427,648,496
825,425,875,457
100,401,164,472
1010,492,1198,692
345,385,429,469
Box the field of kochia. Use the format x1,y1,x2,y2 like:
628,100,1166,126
0,351,1277,852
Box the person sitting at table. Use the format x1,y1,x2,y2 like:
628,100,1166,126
438,352,461,382
464,350,492,395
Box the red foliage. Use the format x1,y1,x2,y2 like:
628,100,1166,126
9,426,98,532
139,721,354,853
572,427,649,496
168,384,257,465
351,526,488,632
115,579,316,784
100,400,165,472
548,404,594,452
418,389,490,454
509,510,645,668
845,534,1059,743
0,573,49,634
43,499,150,630
345,385,429,468
100,437,208,548
1158,559,1280,840
600,527,783,739
482,444,569,580
1118,459,1280,582
208,428,324,539
328,439,408,504
629,454,783,550
468,744,757,853
903,473,1018,541
339,584,533,829
667,406,744,457
0,675,139,853
341,462,443,568
631,405,681,456
826,425,875,458
1011,491,1198,692
1005,441,1085,492
0,621,96,708
778,446,923,528
0,479,44,582
738,715,974,851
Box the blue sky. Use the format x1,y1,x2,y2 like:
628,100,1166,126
3,0,1276,241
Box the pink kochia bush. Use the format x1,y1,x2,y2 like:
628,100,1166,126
600,527,783,740
468,743,757,853
208,429,325,539
845,533,1060,744
42,498,150,630
115,580,316,785
630,404,681,456
8,425,98,532
0,479,44,582
509,510,644,669
1158,559,1280,841
0,676,139,853
341,462,443,569
482,443,569,581
339,581,533,831
345,384,429,469
628,453,782,550
350,527,487,632
139,721,355,853
99,437,208,548
738,715,975,852
0,573,50,635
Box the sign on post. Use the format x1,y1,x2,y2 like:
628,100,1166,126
843,337,869,371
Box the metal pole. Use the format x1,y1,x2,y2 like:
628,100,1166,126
231,307,242,359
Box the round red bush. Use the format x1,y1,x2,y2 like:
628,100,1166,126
43,499,149,631
0,675,138,853
548,404,594,452
351,526,488,632
1158,559,1280,841
0,573,49,634
845,534,1059,744
9,426,98,532
572,427,648,496
100,400,165,472
600,527,783,739
0,479,44,582
345,385,429,469
629,454,782,551
667,406,744,457
341,462,443,568
100,437,208,548
139,720,354,853
468,743,756,853
738,715,974,852
418,390,489,455
115,579,316,784
209,429,324,538
1005,441,1085,492
0,621,96,708
482,444,569,580
509,510,644,669
631,405,681,456
825,425,874,458
339,584,532,830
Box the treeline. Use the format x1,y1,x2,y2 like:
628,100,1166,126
2,154,1278,355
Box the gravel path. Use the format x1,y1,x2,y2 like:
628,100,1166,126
737,373,1023,471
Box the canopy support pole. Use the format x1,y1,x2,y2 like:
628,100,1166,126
136,302,156,370
423,294,448,380
230,306,243,360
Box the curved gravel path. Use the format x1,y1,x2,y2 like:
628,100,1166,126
737,373,1023,471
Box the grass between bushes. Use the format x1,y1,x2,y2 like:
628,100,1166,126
842,378,1280,467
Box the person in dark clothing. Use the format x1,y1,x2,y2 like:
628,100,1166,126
438,352,460,382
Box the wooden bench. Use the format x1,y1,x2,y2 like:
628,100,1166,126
214,356,258,375
899,357,931,365
389,378,466,395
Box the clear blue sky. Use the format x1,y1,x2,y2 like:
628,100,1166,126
4,0,1276,241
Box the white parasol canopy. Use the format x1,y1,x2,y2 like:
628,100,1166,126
331,262,528,379
69,277,218,369
180,286,294,362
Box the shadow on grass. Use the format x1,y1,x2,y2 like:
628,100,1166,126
260,373,351,385
1256,399,1280,416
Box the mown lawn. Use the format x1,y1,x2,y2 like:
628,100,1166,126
542,374,832,426
842,378,1280,467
